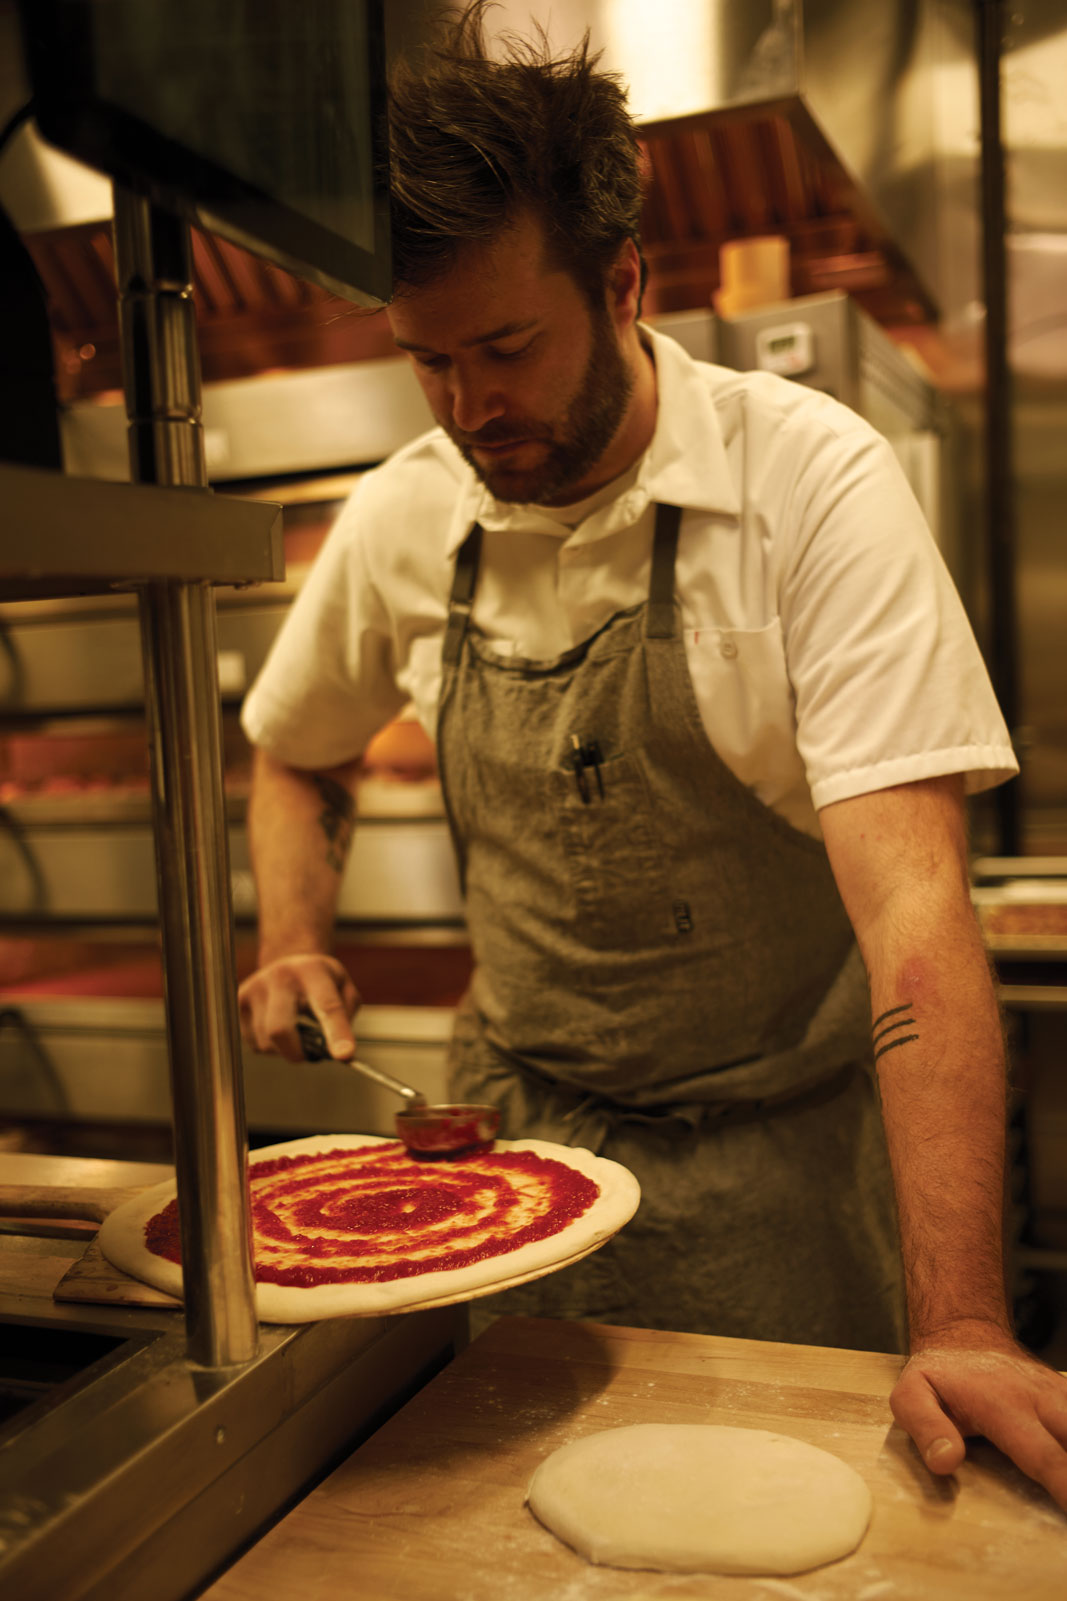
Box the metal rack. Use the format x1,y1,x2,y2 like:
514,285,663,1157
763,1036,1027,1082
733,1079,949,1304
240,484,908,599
0,191,461,1599
5,205,281,1367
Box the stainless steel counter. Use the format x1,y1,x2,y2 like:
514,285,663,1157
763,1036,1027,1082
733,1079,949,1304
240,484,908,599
0,1153,461,1601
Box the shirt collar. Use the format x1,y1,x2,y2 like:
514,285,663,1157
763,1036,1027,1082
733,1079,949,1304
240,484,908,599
444,321,740,556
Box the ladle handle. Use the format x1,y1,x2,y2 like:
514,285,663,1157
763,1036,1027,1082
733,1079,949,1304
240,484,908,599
346,1054,426,1107
296,1011,426,1106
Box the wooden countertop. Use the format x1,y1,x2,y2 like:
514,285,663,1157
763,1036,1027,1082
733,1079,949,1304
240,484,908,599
202,1315,1066,1601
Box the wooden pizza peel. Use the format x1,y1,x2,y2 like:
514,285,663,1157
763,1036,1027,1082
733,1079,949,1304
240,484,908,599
0,1180,181,1309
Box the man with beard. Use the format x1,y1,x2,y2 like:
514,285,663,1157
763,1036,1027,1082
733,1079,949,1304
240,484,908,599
238,5,1067,1512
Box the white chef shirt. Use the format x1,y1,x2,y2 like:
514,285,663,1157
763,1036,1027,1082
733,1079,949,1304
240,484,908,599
241,324,1017,837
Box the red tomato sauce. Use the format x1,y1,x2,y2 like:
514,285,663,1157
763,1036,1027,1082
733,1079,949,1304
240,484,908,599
145,1143,598,1288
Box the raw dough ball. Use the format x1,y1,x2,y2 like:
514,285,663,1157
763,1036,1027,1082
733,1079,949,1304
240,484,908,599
527,1423,872,1575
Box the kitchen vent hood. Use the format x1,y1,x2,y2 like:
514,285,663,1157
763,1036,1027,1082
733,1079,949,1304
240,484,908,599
632,0,946,324
2,0,971,401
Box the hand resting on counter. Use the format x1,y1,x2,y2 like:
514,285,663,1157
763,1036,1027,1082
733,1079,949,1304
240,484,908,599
891,1319,1067,1512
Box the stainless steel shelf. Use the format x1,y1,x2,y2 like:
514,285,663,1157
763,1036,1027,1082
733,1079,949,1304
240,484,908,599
999,986,1067,1011
0,601,288,712
1017,1246,1067,1274
1,462,283,599
973,857,1067,880
0,999,454,1133
0,816,463,924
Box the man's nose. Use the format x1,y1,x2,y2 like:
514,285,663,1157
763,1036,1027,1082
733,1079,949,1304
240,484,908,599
449,369,506,435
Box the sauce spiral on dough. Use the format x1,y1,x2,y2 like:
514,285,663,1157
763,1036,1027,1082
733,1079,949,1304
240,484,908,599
145,1142,599,1287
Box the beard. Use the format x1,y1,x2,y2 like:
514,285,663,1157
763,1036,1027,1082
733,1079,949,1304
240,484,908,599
446,306,635,506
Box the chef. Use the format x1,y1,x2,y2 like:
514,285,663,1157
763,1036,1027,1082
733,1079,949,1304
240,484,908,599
238,4,1067,1510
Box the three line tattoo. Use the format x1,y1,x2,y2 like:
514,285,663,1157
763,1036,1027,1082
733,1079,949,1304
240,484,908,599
872,1002,919,1062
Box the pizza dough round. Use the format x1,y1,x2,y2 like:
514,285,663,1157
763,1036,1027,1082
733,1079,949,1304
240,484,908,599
527,1423,872,1575
97,1134,640,1323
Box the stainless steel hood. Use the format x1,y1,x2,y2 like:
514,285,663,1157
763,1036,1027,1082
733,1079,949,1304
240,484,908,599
634,0,951,322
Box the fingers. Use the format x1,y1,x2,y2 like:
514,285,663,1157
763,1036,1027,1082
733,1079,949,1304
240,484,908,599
237,955,360,1062
890,1367,967,1474
303,972,357,1060
990,1369,1067,1510
1003,1415,1067,1512
1037,1388,1067,1453
260,977,311,1063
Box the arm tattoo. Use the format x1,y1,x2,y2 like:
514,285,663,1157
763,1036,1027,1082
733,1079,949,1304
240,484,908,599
313,774,355,874
872,1001,919,1062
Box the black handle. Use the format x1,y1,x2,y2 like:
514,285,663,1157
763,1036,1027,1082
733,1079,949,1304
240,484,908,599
295,1010,331,1062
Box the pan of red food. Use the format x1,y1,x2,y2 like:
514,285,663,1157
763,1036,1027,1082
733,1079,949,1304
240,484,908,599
296,1012,500,1158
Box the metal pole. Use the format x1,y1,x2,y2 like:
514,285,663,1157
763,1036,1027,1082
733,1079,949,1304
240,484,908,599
977,0,1021,855
112,186,258,1367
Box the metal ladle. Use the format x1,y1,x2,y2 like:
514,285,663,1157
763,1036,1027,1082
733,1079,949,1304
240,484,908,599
296,1012,500,1158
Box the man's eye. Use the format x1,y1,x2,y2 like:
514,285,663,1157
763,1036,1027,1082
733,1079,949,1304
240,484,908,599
414,354,448,372
489,343,532,362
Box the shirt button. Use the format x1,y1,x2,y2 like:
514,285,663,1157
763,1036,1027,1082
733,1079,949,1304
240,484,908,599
720,639,739,659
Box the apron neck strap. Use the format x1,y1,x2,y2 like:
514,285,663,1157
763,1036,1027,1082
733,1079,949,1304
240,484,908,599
443,522,484,666
646,503,683,639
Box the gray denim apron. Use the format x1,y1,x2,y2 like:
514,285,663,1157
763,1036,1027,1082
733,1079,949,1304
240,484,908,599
436,504,905,1352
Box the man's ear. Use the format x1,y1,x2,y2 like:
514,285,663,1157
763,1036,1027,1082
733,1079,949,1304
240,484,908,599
608,238,643,330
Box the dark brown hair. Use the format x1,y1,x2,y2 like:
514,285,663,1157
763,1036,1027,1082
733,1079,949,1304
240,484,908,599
387,2,647,306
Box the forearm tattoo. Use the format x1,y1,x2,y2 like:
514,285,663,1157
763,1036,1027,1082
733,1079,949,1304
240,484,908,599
313,774,355,874
872,1002,919,1061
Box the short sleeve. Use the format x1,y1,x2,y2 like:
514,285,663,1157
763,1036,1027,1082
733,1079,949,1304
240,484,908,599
774,415,1017,811
240,478,408,768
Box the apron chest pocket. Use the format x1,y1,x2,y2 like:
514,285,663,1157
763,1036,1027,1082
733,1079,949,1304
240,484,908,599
552,753,674,949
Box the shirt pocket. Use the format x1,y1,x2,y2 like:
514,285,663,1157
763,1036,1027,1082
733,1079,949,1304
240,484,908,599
683,617,806,802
